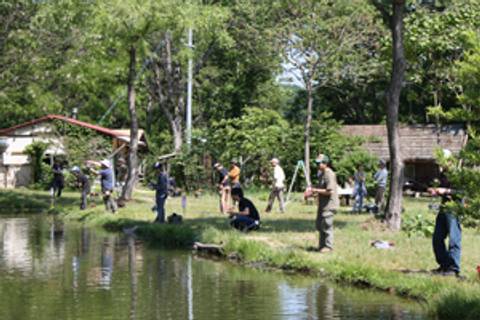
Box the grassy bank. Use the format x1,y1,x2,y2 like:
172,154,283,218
1,188,479,318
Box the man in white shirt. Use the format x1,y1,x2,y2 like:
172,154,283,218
265,158,286,213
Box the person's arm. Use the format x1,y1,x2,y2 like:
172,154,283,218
227,201,249,216
428,187,454,196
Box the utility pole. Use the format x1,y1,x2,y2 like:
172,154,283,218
186,27,193,148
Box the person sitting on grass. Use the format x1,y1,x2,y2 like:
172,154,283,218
228,188,260,232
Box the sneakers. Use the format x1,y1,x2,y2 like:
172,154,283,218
431,266,460,277
319,247,333,253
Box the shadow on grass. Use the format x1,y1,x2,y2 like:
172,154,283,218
183,216,348,233
0,190,78,214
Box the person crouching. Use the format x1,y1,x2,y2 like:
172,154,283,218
228,188,260,232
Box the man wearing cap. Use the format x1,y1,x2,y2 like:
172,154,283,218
307,154,339,253
89,159,117,213
154,162,169,223
374,160,388,212
266,158,286,213
214,162,230,213
71,166,90,210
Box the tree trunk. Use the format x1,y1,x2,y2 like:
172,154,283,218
385,1,406,231
121,44,139,202
304,82,313,186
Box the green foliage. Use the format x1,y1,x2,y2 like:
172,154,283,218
51,120,111,166
402,213,435,237
24,141,49,184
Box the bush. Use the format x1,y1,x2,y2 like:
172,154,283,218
402,213,435,237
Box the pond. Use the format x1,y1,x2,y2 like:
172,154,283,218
0,216,428,320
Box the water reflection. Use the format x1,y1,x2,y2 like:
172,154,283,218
0,216,427,320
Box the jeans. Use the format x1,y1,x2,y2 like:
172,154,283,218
432,212,462,272
266,187,285,213
156,193,167,223
352,184,366,213
230,215,259,232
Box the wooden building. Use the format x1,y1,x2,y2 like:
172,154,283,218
342,124,467,189
0,115,147,188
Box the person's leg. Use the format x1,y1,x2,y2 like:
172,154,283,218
156,194,166,223
266,188,276,212
358,192,364,213
432,213,449,270
103,193,110,211
80,189,87,210
445,213,462,273
322,214,334,249
277,188,285,213
109,196,118,213
232,215,255,231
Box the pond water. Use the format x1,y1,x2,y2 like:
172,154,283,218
0,216,428,320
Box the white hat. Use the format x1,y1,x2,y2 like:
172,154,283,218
71,166,80,173
100,159,111,168
270,158,279,164
442,149,452,158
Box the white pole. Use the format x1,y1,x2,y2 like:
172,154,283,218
186,28,193,148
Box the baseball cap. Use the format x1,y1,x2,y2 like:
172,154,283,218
315,154,330,164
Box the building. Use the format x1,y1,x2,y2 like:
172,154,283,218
0,115,147,188
342,124,467,190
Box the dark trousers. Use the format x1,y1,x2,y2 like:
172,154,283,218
433,212,462,272
230,215,259,232
102,189,117,213
80,189,89,210
156,193,167,223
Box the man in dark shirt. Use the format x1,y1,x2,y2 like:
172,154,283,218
50,159,65,198
228,188,260,232
154,162,169,223
214,162,230,213
71,166,90,210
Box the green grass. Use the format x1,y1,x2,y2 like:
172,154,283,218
2,187,480,318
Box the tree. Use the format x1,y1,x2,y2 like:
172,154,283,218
371,0,407,230
275,0,379,182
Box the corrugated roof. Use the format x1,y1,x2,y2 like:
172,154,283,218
342,124,467,161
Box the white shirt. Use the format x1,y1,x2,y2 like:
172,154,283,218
273,165,285,188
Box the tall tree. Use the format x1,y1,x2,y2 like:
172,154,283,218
275,0,378,181
371,0,406,230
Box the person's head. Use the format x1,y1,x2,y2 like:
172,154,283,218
230,159,239,167
100,159,111,169
357,164,364,171
378,159,386,169
270,158,279,167
154,161,165,172
315,154,330,171
71,166,81,176
231,187,244,201
213,162,223,171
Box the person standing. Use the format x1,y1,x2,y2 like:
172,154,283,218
428,150,462,276
352,165,367,213
228,188,260,232
307,154,339,253
154,162,169,223
214,162,230,213
373,160,388,212
265,158,286,213
89,159,117,213
71,166,90,210
50,159,65,198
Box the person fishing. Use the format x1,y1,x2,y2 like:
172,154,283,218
71,166,90,210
